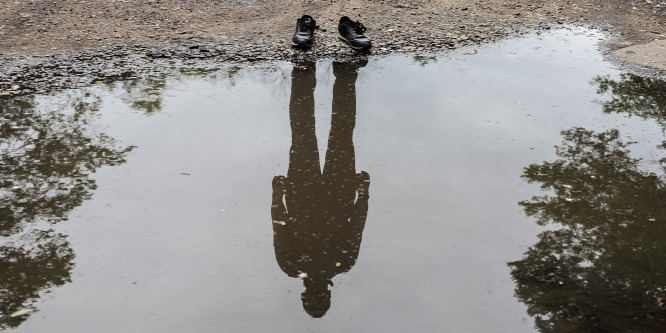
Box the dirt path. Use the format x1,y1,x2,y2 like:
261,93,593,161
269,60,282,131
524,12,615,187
1,0,665,94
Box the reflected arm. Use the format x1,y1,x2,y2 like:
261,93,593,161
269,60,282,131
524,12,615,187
271,176,288,225
350,196,369,234
350,172,370,233
272,175,292,253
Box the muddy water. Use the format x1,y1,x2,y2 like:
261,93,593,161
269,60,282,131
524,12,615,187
3,28,666,332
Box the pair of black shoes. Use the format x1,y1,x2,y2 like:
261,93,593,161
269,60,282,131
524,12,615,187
292,15,372,51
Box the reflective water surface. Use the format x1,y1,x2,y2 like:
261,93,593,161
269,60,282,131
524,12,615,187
2,28,666,332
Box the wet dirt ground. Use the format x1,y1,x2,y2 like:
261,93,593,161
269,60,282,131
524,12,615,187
1,0,666,96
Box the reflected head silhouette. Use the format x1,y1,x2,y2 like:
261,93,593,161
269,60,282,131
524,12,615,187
301,277,332,318
272,59,370,318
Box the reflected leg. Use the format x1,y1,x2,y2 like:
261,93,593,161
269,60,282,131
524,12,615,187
323,62,364,205
288,61,321,182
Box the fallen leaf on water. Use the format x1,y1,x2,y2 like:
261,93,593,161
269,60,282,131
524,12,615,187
10,309,34,317
95,81,104,84
464,49,478,55
298,272,308,279
335,262,341,267
649,218,656,222
220,209,226,212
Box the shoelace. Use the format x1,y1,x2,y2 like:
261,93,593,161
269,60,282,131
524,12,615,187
299,19,314,32
353,21,367,34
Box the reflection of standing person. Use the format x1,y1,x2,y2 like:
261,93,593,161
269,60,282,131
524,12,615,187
272,60,370,318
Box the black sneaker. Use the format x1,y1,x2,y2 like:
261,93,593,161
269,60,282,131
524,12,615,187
292,15,316,49
338,16,371,51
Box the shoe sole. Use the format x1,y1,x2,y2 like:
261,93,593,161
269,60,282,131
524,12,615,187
338,33,370,51
292,41,313,49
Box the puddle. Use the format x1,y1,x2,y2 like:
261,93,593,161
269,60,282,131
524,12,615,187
2,28,666,331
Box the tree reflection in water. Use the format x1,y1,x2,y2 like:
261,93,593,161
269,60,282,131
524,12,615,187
0,230,74,330
594,74,666,127
510,127,666,331
510,72,666,332
117,75,167,115
0,93,133,328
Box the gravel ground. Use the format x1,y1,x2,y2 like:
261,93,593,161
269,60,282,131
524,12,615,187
1,0,665,96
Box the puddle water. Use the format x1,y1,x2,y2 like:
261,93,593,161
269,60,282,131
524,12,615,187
3,28,666,332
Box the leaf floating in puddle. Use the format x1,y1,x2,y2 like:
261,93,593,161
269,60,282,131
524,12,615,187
335,262,342,267
298,272,308,279
10,309,34,317
220,209,226,212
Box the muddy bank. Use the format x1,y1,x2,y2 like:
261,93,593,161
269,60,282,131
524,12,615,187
1,0,665,96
